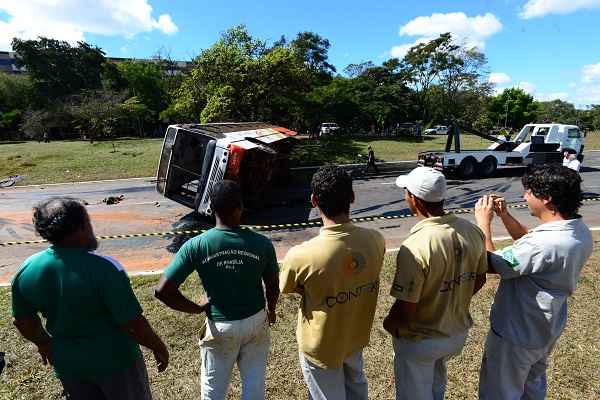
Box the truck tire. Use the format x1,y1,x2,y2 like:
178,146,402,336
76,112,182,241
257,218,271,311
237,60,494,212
459,157,477,179
480,156,497,177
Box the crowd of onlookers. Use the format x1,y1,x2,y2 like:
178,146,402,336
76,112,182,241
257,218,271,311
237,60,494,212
10,163,592,400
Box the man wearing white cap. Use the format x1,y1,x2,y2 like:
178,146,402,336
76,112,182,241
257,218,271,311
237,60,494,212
383,167,488,400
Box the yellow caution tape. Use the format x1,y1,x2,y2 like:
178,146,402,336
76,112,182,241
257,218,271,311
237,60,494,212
2,197,599,247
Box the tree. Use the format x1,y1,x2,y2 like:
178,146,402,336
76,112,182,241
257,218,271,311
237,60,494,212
12,37,106,103
400,33,459,120
117,61,167,115
0,72,33,139
168,25,312,129
488,88,537,129
536,100,580,125
290,32,336,77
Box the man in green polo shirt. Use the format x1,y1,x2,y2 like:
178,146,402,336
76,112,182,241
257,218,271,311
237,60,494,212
155,180,280,400
11,197,169,400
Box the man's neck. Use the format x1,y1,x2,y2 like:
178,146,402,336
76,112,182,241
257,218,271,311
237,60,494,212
321,213,351,227
416,209,444,220
215,217,240,230
539,210,567,224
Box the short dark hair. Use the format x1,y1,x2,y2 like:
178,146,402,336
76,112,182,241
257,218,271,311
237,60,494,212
311,166,353,217
521,165,582,218
33,197,88,243
210,180,243,217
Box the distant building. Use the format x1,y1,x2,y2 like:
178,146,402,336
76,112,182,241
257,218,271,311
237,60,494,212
0,51,193,75
0,51,27,74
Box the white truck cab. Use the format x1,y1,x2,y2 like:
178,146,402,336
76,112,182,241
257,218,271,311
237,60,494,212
418,123,585,178
319,122,340,137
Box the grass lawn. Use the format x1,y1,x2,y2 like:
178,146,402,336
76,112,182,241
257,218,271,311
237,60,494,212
0,139,163,185
1,131,600,185
1,235,599,399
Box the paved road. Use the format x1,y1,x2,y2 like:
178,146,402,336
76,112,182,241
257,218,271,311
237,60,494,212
3,154,600,284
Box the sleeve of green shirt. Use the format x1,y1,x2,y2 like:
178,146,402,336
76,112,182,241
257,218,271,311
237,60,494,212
164,239,199,286
262,240,279,277
11,271,37,319
390,244,425,303
98,257,143,325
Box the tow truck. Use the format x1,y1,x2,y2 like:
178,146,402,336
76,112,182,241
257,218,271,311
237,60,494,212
418,122,586,178
156,122,297,216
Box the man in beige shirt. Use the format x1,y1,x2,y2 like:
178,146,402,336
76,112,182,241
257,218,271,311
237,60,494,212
280,165,386,400
384,167,487,400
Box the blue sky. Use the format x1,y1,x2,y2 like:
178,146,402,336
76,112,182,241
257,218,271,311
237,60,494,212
1,0,600,106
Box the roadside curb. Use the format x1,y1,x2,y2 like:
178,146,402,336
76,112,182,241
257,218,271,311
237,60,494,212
5,161,418,188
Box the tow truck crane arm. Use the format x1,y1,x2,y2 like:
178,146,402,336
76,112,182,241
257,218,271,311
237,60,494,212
444,121,505,153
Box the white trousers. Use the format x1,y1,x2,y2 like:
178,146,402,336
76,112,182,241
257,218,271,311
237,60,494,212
299,350,368,400
199,309,270,400
392,332,468,400
479,329,557,400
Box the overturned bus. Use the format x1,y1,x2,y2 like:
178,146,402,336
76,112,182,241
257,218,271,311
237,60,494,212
156,122,298,216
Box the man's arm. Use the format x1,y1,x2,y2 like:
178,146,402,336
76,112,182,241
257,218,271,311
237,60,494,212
154,275,209,315
263,271,280,324
493,197,528,240
383,300,417,337
13,315,53,365
122,315,169,372
475,195,496,252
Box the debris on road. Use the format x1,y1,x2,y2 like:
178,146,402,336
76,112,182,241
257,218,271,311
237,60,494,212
0,175,23,188
103,195,125,205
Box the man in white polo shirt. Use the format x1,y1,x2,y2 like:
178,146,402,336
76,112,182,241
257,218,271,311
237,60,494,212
562,149,581,172
384,167,488,400
474,165,593,399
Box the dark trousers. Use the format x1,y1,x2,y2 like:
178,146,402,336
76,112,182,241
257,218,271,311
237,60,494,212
60,357,152,400
366,160,379,174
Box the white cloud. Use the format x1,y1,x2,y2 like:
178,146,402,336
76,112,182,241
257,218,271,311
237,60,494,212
489,72,512,85
0,0,178,50
535,92,570,101
571,84,600,105
582,62,600,82
390,12,502,58
154,14,178,35
518,81,537,94
496,81,569,102
519,0,600,19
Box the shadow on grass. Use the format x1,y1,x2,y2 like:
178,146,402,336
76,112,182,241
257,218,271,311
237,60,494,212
0,141,26,145
290,136,432,167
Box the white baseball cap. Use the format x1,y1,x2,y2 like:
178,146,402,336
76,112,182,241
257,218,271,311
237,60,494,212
395,167,447,202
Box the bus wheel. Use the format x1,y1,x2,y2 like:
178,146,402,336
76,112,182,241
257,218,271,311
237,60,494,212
459,157,477,179
480,157,497,177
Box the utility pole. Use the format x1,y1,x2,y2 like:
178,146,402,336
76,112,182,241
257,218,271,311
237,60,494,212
504,95,511,128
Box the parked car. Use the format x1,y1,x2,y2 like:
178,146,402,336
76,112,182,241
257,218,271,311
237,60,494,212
424,125,449,135
319,122,340,136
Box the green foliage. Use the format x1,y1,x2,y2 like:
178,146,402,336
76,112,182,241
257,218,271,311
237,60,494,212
117,61,167,114
536,99,580,125
171,25,312,129
12,37,105,103
488,87,537,129
0,72,33,111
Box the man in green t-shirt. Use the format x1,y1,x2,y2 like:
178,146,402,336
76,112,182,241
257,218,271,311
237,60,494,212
155,180,280,400
11,197,169,400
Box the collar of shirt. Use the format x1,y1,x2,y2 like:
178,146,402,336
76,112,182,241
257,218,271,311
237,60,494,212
319,222,356,236
409,213,457,235
529,217,583,233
